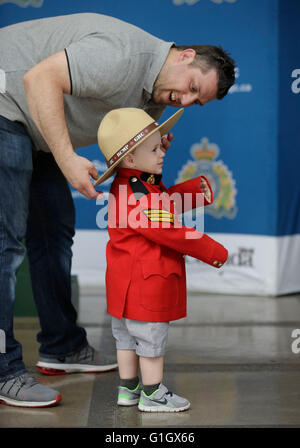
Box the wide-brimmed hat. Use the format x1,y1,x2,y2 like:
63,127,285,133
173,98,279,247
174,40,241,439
94,107,184,186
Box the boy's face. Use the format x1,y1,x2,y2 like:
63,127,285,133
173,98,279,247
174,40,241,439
131,131,166,174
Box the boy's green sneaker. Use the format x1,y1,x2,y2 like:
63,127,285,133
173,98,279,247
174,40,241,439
138,383,190,413
117,382,141,406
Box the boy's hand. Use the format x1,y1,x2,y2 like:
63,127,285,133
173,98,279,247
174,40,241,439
200,176,213,204
161,132,174,151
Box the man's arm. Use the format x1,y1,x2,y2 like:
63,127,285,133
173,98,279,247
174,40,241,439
23,50,100,199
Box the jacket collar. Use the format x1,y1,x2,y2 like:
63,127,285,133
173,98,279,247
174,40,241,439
140,172,162,185
117,169,162,185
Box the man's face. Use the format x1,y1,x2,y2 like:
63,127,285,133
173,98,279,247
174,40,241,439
131,131,165,175
152,50,218,107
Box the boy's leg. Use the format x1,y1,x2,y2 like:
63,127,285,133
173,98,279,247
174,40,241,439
117,349,140,405
117,349,139,379
137,324,165,397
112,317,141,406
139,356,163,386
112,317,190,411
126,319,168,399
129,320,190,413
117,352,140,406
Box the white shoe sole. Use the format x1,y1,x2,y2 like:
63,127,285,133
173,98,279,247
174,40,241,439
0,393,61,408
117,397,140,406
36,361,118,373
138,402,190,412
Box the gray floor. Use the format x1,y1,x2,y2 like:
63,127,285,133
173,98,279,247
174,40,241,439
2,290,300,427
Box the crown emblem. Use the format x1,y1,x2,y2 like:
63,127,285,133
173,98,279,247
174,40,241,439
191,138,219,162
176,137,237,219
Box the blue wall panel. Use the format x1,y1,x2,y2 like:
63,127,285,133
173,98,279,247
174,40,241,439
1,0,298,237
278,0,300,235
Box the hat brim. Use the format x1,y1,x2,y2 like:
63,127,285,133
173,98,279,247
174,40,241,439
94,108,184,187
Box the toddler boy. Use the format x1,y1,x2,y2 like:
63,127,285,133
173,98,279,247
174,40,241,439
95,107,228,412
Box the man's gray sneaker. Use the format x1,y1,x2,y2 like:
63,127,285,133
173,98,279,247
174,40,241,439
138,383,190,412
117,382,141,406
0,373,61,408
36,344,118,375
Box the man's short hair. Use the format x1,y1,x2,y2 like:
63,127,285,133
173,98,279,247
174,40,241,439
173,44,236,99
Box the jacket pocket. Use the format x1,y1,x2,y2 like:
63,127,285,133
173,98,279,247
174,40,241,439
139,259,182,312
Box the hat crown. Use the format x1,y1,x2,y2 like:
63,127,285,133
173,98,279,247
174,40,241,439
94,107,183,187
98,108,156,161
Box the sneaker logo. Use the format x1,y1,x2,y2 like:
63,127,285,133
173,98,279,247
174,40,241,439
151,397,168,405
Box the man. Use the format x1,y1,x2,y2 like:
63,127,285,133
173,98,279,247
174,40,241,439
0,12,235,407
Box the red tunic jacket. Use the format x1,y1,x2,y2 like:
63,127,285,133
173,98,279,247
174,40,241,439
106,168,228,322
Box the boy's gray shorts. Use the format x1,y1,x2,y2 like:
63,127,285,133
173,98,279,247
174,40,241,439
111,317,169,358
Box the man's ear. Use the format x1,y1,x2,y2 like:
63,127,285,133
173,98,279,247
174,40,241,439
177,48,196,65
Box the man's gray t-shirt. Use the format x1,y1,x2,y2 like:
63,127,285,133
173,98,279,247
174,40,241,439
0,13,173,152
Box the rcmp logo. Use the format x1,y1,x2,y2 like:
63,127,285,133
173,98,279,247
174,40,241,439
176,137,237,219
0,0,43,6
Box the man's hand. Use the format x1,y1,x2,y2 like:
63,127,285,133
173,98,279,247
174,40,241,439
161,132,174,151
58,152,103,199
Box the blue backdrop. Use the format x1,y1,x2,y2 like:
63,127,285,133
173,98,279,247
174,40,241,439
1,0,299,237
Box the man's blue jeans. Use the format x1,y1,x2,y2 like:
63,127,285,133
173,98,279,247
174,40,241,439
0,116,87,380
